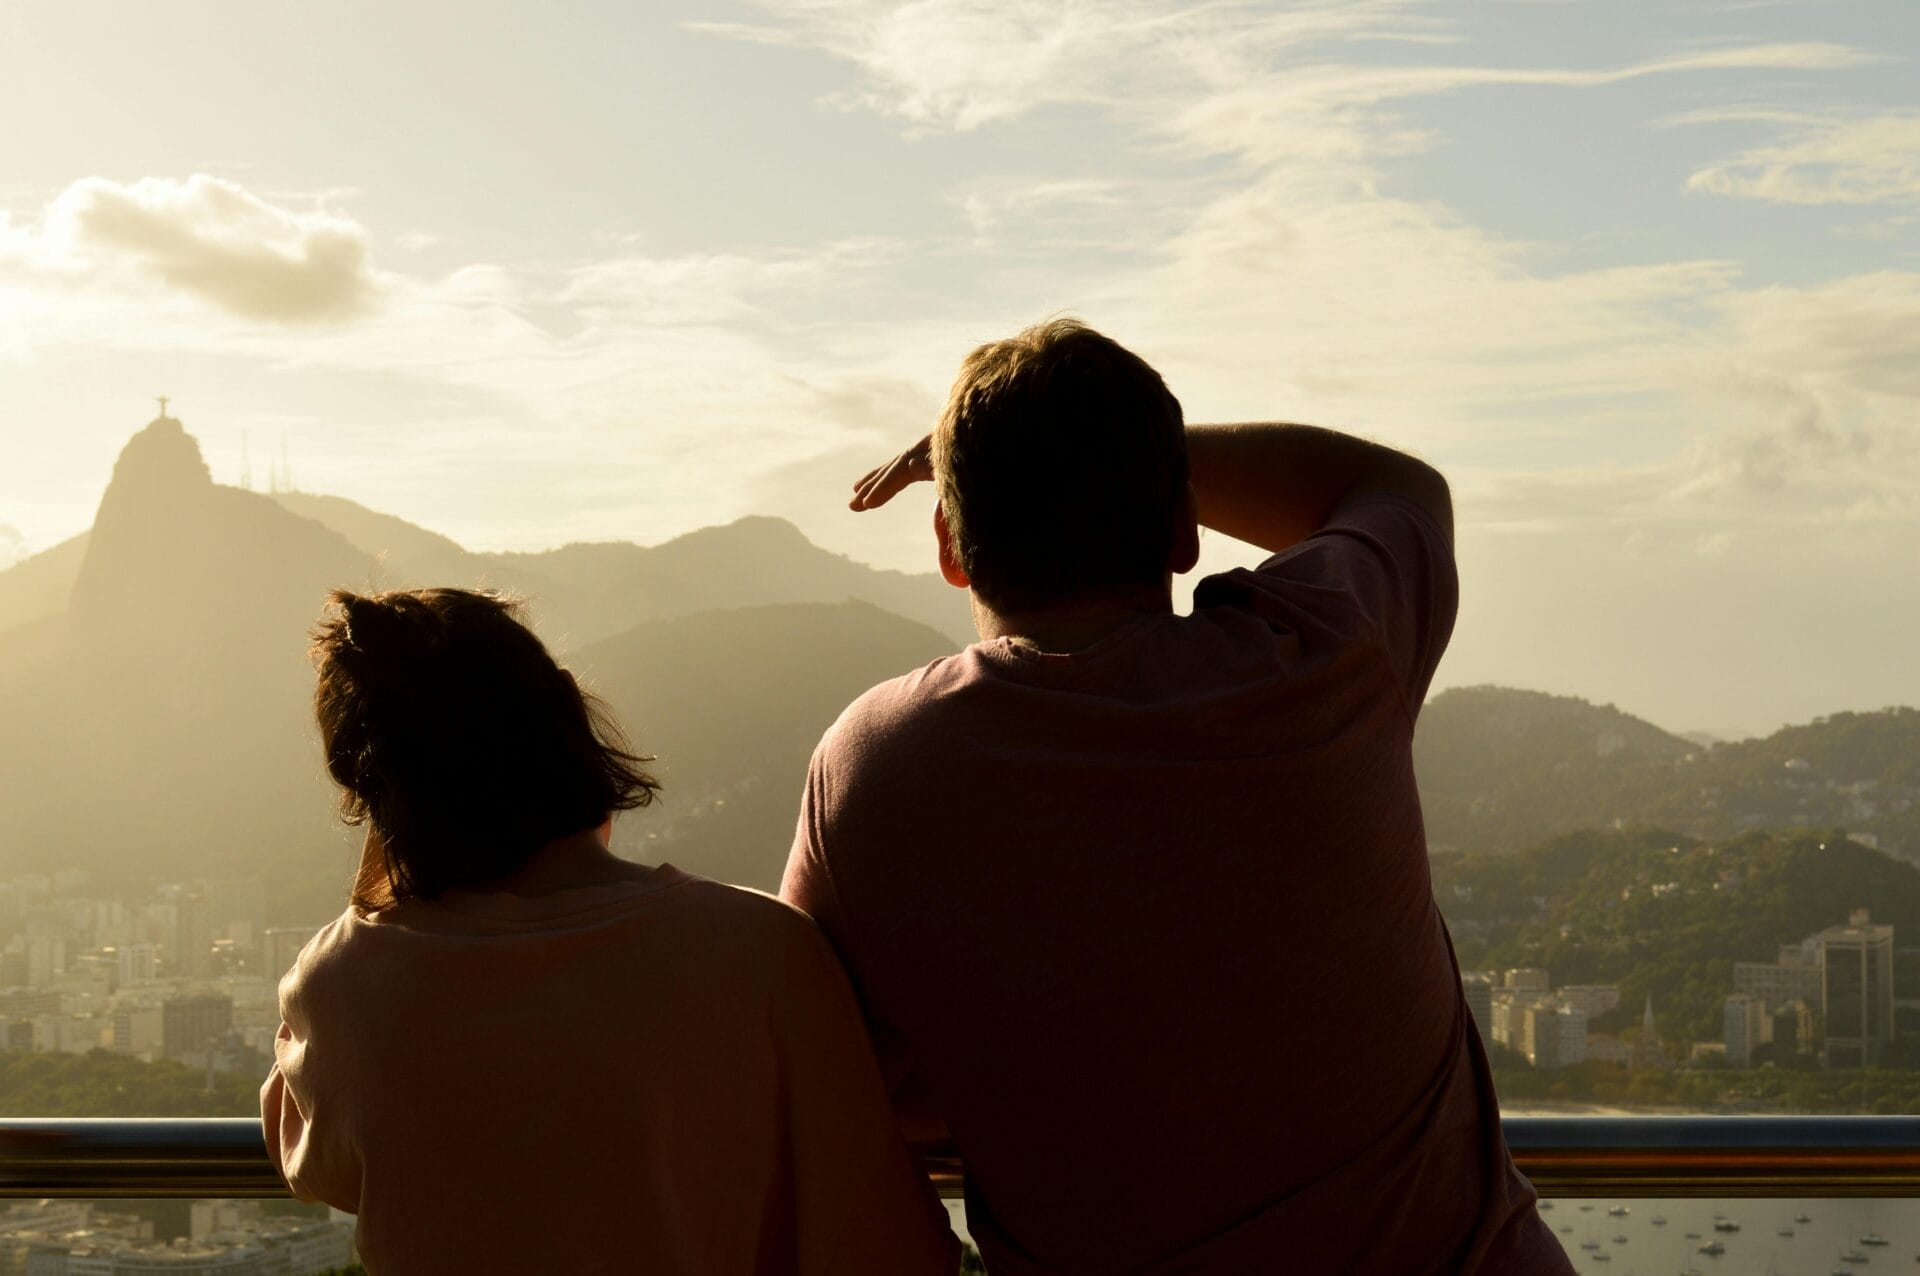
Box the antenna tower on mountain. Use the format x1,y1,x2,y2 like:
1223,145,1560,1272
156,396,170,420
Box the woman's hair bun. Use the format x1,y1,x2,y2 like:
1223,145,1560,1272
328,590,441,674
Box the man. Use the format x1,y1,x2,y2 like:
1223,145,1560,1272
781,319,1569,1273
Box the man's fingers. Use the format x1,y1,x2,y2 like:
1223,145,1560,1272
852,457,908,511
849,436,934,512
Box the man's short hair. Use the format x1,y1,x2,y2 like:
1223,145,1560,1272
934,318,1188,613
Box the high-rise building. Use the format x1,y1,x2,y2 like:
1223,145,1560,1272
1519,1002,1587,1069
173,892,213,979
1555,985,1620,1017
1734,958,1825,1011
1772,999,1814,1059
1504,968,1550,995
25,933,66,987
113,1000,165,1059
1723,993,1769,1067
114,943,158,989
1461,974,1493,1045
161,993,233,1061
1550,1006,1588,1068
1821,909,1894,1068
263,927,320,983
204,880,268,951
0,989,60,1020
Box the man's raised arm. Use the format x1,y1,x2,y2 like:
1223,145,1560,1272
1186,422,1452,554
847,421,1449,556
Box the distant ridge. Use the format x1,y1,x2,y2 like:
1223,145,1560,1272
1416,686,1920,858
577,598,956,890
0,488,973,653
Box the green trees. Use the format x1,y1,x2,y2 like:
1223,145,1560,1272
0,1048,260,1116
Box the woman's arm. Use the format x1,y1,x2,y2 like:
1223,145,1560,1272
260,974,363,1213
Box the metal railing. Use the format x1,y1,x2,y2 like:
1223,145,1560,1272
7,1117,1920,1199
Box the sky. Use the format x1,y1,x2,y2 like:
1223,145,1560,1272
1,0,1916,735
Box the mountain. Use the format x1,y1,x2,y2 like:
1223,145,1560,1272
1416,686,1920,859
0,533,87,643
0,415,965,920
1414,686,1696,852
1,484,972,657
274,494,973,651
575,600,955,890
0,414,379,912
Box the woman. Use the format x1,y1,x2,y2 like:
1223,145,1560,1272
262,587,957,1274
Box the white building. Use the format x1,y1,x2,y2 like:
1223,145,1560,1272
1723,993,1770,1067
1504,968,1550,995
1555,985,1621,1017
114,944,158,989
112,1001,165,1059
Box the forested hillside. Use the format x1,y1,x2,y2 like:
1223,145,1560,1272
1434,827,1920,1046
1417,687,1920,858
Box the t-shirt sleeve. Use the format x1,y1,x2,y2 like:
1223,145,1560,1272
781,739,950,1145
260,950,363,1213
780,749,847,941
772,914,961,1276
1194,494,1459,715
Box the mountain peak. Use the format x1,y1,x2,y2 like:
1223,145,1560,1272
108,413,212,495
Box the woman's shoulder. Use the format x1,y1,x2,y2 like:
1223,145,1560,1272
668,872,834,948
275,908,368,1014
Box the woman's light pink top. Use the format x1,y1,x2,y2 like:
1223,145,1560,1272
261,864,958,1274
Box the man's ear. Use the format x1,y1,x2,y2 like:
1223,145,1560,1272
934,502,971,590
1168,482,1201,575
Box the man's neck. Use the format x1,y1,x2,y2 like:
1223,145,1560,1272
971,583,1174,655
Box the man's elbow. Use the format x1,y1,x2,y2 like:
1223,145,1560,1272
1343,452,1453,546
1407,458,1453,547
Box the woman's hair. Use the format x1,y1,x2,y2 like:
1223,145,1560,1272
310,587,659,910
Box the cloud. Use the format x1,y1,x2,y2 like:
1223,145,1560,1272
693,1,1414,132
700,1,1874,147
1461,269,1920,541
1685,112,1920,206
0,522,22,569
21,175,380,324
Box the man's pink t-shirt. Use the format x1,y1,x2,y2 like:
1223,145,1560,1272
782,496,1570,1274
